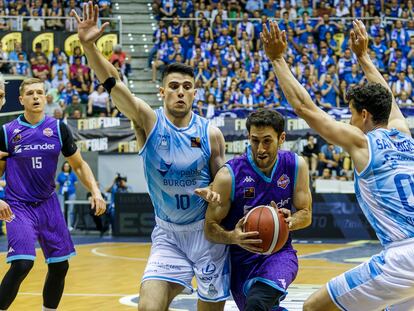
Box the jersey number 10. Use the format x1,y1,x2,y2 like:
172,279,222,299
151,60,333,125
175,194,190,210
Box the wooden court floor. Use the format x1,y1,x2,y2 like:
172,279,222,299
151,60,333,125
0,241,369,310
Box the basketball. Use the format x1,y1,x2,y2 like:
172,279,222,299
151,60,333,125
243,205,289,255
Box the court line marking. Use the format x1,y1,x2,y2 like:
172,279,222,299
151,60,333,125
298,244,363,258
19,292,133,297
91,244,149,261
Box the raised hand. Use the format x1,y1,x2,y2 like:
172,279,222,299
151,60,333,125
71,1,109,45
350,19,369,58
260,20,288,61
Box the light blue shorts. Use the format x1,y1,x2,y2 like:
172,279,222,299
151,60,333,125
327,238,414,311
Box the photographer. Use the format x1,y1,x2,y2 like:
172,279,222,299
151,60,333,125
105,174,132,233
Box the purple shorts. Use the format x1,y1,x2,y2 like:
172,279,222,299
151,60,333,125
230,247,298,311
5,194,76,264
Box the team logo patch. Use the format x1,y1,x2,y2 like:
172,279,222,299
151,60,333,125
158,134,170,149
277,174,290,189
244,187,255,198
190,137,201,148
43,128,53,137
12,134,21,143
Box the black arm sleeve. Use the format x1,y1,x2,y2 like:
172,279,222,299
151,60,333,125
59,121,78,157
0,127,6,153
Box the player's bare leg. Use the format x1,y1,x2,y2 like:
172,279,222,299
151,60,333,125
138,280,184,311
303,285,340,311
197,300,225,311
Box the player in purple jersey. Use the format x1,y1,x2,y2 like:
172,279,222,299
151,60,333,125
0,78,106,311
0,76,11,226
205,109,312,311
261,19,414,311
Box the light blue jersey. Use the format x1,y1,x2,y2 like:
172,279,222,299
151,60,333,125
139,108,211,225
355,128,414,246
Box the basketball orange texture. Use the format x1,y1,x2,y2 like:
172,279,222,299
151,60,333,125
243,205,289,254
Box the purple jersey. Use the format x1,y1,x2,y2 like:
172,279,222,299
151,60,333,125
223,147,298,258
223,147,299,310
3,116,62,202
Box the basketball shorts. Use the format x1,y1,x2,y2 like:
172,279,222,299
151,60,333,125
5,194,76,264
142,217,230,302
327,238,414,311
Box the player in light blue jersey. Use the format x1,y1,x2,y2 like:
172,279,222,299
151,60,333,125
73,3,229,310
262,19,414,311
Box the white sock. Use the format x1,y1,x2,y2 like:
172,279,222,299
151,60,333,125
42,307,56,311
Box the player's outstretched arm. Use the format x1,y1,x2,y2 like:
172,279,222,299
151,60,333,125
66,150,106,216
72,1,156,135
285,156,312,230
350,19,410,136
261,21,366,157
204,166,263,253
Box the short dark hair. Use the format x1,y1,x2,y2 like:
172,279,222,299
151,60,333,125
246,109,285,137
346,83,392,125
161,63,194,83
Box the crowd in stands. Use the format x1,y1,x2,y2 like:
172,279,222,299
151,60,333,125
0,0,112,31
0,0,135,119
149,0,414,120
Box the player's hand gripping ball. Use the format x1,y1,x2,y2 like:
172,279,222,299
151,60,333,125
243,205,289,254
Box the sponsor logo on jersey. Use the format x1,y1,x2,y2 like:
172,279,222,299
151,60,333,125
12,134,21,143
277,174,290,189
243,176,255,183
244,187,255,198
43,128,53,137
14,143,55,154
157,159,172,177
8,247,14,253
274,198,291,208
207,284,218,297
158,134,170,150
202,263,216,275
190,136,201,148
12,129,21,135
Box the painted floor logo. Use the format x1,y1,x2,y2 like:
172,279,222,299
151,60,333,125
119,285,320,311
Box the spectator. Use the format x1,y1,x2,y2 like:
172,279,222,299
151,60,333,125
245,0,264,14
168,15,183,39
29,42,47,65
45,93,61,117
56,161,78,231
49,47,67,67
105,174,132,234
69,46,87,65
32,55,50,80
87,84,110,116
65,0,81,31
51,69,69,89
393,71,412,98
302,135,319,176
65,94,86,118
109,44,131,78
26,10,45,31
318,143,342,176
70,68,91,103
236,12,254,40
53,107,63,120
60,82,79,106
51,56,69,80
70,56,90,81
321,74,339,108
12,53,29,76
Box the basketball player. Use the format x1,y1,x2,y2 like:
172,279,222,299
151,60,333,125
72,3,229,310
205,109,312,311
0,78,106,311
262,19,414,311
